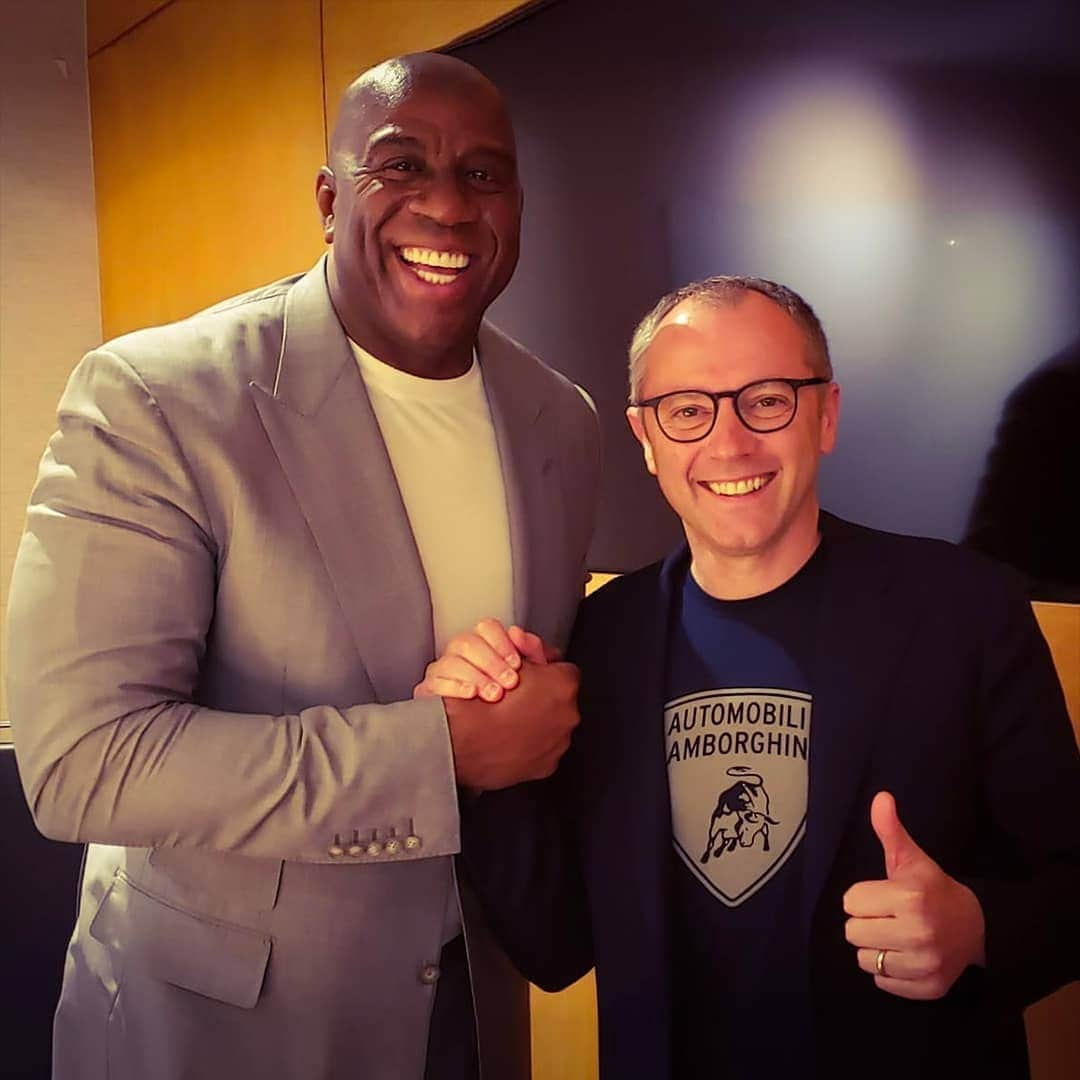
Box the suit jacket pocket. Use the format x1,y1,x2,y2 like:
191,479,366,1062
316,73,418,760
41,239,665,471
147,845,283,914
90,870,271,1008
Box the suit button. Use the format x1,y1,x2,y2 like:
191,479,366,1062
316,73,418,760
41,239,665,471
346,842,363,857
405,834,422,851
328,843,344,858
384,837,402,855
419,963,440,985
366,841,382,857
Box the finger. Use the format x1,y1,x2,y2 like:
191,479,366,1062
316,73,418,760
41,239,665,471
859,946,944,985
870,790,925,878
535,734,573,779
873,974,945,1001
447,632,520,691
474,618,523,670
507,626,550,665
426,655,508,701
421,676,484,701
550,660,582,689
855,947,917,981
844,916,911,952
842,879,911,918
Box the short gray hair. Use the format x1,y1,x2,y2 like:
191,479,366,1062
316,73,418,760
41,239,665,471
627,276,832,401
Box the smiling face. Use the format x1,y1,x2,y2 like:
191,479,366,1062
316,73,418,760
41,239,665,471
317,59,522,376
627,292,840,597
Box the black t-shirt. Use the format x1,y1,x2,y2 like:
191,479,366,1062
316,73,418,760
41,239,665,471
665,545,826,1079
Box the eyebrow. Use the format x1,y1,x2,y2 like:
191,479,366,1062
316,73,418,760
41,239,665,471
365,129,424,155
365,126,516,164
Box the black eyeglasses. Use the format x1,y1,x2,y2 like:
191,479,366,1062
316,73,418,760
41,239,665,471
633,378,830,441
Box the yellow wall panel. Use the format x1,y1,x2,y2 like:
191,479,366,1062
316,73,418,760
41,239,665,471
89,0,326,339
322,0,527,111
88,0,174,54
531,973,599,1080
1032,602,1080,736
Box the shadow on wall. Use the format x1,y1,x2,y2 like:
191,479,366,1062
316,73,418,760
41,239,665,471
964,341,1080,602
456,0,1080,575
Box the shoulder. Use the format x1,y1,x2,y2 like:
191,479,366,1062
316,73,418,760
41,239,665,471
89,270,304,392
821,512,1029,612
574,560,665,640
478,321,598,431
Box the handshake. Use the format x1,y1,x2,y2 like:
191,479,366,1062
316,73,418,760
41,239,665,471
413,619,580,791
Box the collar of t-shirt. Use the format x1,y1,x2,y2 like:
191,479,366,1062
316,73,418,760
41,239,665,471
350,340,481,401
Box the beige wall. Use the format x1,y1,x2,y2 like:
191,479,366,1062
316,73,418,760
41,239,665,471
1,0,103,730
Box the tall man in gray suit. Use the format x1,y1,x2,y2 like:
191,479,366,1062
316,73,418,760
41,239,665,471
7,53,600,1080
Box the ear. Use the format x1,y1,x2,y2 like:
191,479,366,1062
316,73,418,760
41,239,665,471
626,407,658,476
818,381,841,455
315,166,336,243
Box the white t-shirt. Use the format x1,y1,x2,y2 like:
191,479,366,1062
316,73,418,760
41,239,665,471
351,342,515,653
351,341,515,943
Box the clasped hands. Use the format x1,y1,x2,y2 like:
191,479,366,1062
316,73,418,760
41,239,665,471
418,623,986,999
843,791,986,1000
415,618,579,791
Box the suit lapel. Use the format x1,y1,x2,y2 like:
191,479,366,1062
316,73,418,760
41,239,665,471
801,517,916,935
476,324,557,637
250,259,432,704
586,556,680,1077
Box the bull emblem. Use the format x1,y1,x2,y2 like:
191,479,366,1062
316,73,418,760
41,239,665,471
700,766,780,864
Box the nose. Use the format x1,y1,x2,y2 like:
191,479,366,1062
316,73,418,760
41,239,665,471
409,169,478,228
703,397,758,456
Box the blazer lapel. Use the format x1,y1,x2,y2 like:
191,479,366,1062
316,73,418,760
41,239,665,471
249,259,433,704
585,554,681,1078
801,516,918,935
476,324,557,637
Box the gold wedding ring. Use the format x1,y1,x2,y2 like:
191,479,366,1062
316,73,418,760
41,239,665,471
875,948,888,977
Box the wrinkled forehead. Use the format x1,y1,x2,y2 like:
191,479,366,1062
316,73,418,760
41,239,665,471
645,295,813,384
337,64,516,158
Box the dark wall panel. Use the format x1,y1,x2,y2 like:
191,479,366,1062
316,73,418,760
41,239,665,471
456,0,1080,580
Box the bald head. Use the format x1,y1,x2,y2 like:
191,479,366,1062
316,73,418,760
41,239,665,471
316,52,523,378
330,53,511,164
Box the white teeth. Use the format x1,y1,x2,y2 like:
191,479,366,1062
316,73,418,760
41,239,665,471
400,246,470,269
706,475,768,496
413,268,457,285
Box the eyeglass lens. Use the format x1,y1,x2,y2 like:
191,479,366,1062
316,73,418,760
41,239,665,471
656,381,800,439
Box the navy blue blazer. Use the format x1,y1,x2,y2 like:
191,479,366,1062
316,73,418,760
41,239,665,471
463,514,1080,1079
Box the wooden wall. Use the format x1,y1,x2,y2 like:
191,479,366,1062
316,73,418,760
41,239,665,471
87,0,530,339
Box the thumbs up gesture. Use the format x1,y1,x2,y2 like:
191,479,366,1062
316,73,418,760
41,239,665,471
842,791,986,1000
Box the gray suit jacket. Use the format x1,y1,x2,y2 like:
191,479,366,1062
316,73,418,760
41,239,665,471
6,257,601,1080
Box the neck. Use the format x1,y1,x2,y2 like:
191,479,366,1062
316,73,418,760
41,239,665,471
688,508,822,600
353,337,474,379
326,266,476,379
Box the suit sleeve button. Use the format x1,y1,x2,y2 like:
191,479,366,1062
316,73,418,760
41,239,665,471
384,837,402,855
405,834,422,851
328,843,344,858
419,964,440,985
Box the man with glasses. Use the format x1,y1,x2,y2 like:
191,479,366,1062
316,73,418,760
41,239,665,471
419,276,1080,1079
